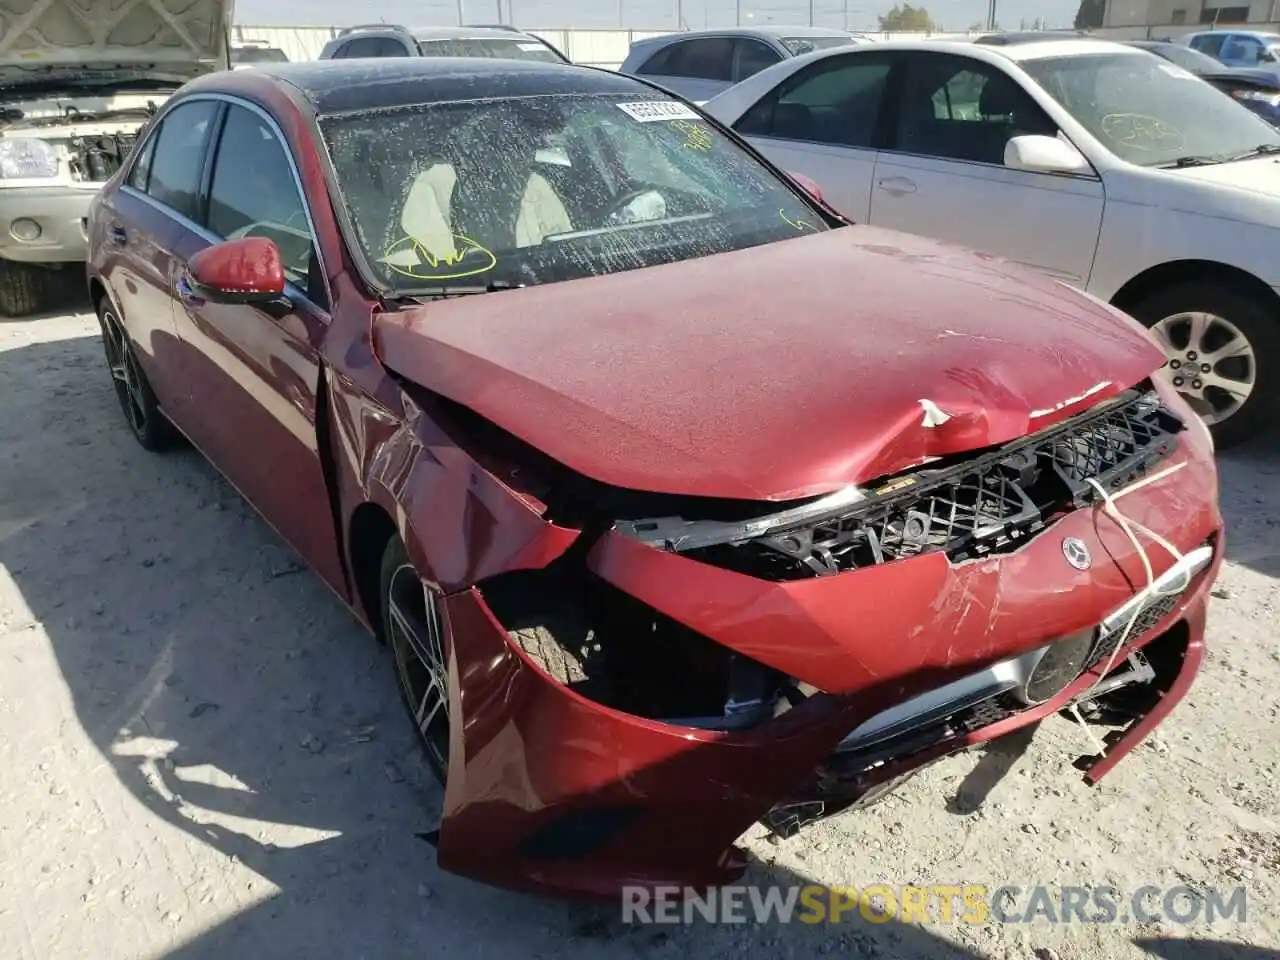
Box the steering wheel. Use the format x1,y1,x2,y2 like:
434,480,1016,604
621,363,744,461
1099,113,1185,152
604,185,666,222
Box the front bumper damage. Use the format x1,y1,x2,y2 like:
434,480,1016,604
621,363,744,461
430,386,1223,898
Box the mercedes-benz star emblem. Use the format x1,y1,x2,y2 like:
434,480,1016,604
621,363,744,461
1062,537,1093,571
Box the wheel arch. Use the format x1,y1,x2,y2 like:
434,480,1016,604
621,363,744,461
88,276,109,312
1110,259,1280,317
347,500,398,641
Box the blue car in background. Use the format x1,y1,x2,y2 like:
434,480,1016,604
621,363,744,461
1129,39,1280,126
1178,29,1280,68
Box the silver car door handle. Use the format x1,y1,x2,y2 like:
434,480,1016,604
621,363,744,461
877,176,918,196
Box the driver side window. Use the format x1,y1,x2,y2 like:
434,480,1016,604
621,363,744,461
206,104,322,305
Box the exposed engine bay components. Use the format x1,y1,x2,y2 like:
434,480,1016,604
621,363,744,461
69,132,139,182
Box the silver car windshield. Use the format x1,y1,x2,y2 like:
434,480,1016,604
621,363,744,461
1023,52,1280,167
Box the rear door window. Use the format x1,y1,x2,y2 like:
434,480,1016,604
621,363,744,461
735,52,898,148
734,38,782,80
337,36,409,58
1191,33,1227,56
639,37,734,80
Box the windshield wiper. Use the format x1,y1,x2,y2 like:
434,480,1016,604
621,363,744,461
406,280,526,300
1223,143,1280,162
1157,154,1225,168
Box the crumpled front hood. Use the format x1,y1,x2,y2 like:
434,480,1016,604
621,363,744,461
0,0,231,85
374,227,1167,502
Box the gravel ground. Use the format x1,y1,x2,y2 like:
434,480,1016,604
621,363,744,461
0,303,1278,960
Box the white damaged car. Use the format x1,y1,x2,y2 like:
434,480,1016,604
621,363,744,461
0,0,231,315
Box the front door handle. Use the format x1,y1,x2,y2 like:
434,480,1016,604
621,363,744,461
175,272,205,308
877,176,918,197
106,224,128,245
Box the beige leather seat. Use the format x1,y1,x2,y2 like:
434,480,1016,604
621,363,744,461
398,163,572,262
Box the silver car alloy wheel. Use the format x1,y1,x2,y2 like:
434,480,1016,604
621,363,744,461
101,308,150,436
1148,310,1255,425
386,563,451,774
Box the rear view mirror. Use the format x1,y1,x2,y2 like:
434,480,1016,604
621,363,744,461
1004,134,1093,176
186,236,287,306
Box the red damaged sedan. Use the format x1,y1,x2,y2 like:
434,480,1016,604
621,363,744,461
86,58,1223,898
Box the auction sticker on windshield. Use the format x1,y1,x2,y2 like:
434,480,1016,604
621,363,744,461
617,100,702,122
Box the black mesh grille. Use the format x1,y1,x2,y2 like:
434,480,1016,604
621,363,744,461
653,389,1185,581
1086,592,1181,672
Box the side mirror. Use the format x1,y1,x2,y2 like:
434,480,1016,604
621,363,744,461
787,170,824,203
187,236,287,306
1004,134,1093,175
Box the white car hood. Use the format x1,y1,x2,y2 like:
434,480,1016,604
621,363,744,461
0,0,232,84
1172,154,1280,199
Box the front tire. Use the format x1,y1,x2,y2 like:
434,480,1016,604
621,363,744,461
1132,282,1280,449
380,537,451,785
97,299,177,451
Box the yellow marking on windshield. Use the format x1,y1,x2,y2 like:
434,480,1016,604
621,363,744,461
381,234,498,281
671,119,714,152
780,209,818,232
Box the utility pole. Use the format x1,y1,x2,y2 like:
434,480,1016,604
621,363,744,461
496,0,502,23
736,0,742,26
809,0,815,25
843,0,849,30
457,0,465,27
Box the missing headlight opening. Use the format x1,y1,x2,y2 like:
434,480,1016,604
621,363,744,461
480,561,788,729
70,132,139,182
617,389,1184,580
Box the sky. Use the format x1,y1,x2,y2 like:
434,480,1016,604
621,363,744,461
233,0,1081,33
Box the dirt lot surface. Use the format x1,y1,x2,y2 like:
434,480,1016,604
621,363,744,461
1,304,1278,960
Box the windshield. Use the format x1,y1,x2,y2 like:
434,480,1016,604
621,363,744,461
1138,43,1222,73
781,36,856,56
1022,52,1280,166
320,93,827,294
415,37,564,63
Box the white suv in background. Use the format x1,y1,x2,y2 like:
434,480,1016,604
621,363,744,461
0,0,231,316
704,36,1280,445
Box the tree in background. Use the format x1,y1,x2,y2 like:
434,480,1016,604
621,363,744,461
1075,0,1106,29
879,3,937,31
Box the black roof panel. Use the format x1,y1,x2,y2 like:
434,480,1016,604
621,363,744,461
247,58,653,115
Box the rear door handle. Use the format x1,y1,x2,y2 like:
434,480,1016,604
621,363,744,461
106,224,128,245
877,176,918,196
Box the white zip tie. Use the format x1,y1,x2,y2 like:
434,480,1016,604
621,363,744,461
1069,460,1193,756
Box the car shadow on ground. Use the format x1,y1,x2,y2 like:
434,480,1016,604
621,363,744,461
0,331,993,958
